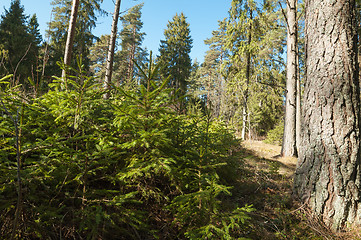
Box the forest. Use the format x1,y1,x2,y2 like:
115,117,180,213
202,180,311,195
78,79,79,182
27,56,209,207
1,0,361,239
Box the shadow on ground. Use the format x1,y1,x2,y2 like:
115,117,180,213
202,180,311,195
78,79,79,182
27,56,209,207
237,141,358,240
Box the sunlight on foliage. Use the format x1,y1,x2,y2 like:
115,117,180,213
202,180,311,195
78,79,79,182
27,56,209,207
0,58,252,239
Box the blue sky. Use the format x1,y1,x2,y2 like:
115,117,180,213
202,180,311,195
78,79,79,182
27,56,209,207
1,0,232,62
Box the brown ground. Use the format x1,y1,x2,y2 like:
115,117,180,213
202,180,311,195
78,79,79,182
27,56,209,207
242,140,297,178
239,140,361,240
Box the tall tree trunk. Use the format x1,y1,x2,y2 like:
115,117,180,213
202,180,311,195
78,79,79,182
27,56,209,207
126,25,137,86
281,0,297,157
241,10,252,141
62,0,79,79
294,0,360,230
296,48,301,153
104,0,121,99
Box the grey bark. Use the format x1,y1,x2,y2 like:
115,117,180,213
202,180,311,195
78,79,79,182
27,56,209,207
62,0,79,79
294,0,361,230
281,0,297,157
296,49,301,154
104,0,121,99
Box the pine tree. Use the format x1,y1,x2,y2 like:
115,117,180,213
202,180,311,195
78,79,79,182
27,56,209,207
115,3,146,87
294,0,360,230
158,13,193,103
89,34,110,80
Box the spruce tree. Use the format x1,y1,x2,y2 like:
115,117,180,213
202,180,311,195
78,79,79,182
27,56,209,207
158,13,193,102
189,19,228,118
0,0,36,86
28,14,42,49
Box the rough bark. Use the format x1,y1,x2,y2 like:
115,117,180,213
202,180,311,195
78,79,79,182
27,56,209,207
104,0,121,99
294,0,361,230
62,0,79,79
281,0,297,157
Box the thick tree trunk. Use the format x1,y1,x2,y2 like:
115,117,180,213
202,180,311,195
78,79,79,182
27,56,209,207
281,0,297,157
294,0,361,230
62,0,79,79
104,0,121,99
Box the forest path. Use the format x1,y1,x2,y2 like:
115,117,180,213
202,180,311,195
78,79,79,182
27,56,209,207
241,140,297,178
238,141,359,239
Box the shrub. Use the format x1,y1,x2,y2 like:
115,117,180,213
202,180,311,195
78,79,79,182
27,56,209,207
264,119,284,146
0,60,253,239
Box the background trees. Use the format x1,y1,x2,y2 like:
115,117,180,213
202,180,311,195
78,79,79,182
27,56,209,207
115,3,146,87
46,0,104,76
221,0,285,139
0,0,42,88
5,0,361,237
158,12,193,104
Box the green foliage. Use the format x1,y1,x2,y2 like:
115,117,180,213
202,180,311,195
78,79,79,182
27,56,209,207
264,119,284,146
213,0,286,136
0,58,252,239
158,13,193,100
115,3,147,86
46,0,105,76
0,0,42,87
89,34,110,80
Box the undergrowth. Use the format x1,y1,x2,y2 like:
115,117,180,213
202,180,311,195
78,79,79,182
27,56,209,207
2,59,356,239
0,59,253,239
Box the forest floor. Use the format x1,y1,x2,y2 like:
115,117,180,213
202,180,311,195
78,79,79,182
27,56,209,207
238,140,361,240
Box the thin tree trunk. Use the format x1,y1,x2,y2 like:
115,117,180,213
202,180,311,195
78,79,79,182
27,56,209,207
281,0,297,157
296,47,301,153
294,0,361,230
126,25,137,86
241,11,252,141
62,0,79,80
104,0,122,99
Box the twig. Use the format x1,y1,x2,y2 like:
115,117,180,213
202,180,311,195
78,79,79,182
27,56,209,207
279,2,289,32
13,43,32,84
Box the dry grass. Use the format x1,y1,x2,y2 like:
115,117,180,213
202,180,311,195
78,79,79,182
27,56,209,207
242,140,297,177
238,140,361,240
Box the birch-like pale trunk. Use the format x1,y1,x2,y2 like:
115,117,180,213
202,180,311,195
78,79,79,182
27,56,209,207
62,0,79,80
281,0,297,157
